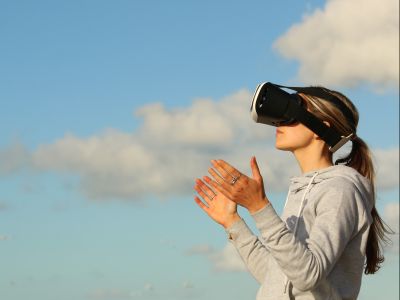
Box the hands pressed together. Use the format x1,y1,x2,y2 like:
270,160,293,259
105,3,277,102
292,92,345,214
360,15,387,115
194,156,270,229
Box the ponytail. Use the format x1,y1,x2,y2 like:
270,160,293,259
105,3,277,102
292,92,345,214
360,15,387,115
335,136,393,274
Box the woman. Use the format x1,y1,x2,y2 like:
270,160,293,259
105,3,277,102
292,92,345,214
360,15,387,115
193,87,391,299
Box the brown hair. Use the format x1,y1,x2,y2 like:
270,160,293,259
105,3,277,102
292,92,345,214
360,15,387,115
299,89,393,274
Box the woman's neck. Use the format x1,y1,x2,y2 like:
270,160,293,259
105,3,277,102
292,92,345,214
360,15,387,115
293,146,333,174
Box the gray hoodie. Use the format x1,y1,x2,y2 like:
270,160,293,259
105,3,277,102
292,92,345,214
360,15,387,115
226,165,374,300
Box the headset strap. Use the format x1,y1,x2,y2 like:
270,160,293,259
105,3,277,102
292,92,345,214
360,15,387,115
285,100,354,152
273,83,355,126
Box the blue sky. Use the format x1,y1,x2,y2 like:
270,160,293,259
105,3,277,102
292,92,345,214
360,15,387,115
0,1,399,300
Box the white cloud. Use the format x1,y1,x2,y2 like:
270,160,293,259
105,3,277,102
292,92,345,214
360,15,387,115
25,90,278,201
182,281,194,289
273,0,399,89
185,244,214,255
0,142,30,175
373,148,400,189
210,243,247,272
134,89,272,147
143,283,153,291
0,235,10,241
87,283,158,300
0,90,398,201
385,202,399,232
87,282,201,300
0,202,9,211
187,243,246,272
383,202,399,255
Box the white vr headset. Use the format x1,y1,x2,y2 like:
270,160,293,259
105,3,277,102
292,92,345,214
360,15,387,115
250,82,355,153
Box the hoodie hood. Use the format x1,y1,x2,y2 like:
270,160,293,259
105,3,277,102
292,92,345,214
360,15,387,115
289,165,374,209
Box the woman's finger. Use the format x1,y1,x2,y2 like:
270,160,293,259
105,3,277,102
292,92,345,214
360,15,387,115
212,159,242,183
208,168,234,193
210,160,231,180
250,156,262,181
194,179,215,205
196,178,216,198
194,196,211,214
208,168,225,185
204,175,233,200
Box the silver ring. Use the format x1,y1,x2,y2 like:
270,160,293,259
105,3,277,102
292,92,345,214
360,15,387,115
230,174,241,185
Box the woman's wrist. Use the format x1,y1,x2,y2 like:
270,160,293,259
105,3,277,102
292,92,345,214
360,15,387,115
222,213,241,229
248,197,269,214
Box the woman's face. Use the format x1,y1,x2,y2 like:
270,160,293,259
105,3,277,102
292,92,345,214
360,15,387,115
275,123,316,152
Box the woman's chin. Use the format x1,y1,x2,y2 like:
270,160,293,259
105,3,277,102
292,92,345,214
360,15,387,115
275,143,290,151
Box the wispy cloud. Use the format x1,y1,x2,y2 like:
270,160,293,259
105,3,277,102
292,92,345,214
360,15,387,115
186,243,246,272
374,149,400,189
274,0,399,89
87,281,201,300
383,201,399,255
0,90,277,201
0,235,10,241
87,283,156,300
384,202,399,232
0,89,398,201
0,142,30,175
0,202,9,211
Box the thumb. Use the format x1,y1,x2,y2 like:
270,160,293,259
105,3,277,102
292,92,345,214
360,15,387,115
250,156,262,181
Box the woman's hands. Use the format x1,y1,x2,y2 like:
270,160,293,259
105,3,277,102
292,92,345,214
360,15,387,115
194,156,270,225
194,177,241,229
209,156,270,214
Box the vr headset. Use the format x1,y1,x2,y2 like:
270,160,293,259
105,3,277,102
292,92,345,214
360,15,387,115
250,82,354,153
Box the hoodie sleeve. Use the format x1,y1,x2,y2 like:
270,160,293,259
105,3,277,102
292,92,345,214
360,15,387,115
225,218,271,284
252,180,368,291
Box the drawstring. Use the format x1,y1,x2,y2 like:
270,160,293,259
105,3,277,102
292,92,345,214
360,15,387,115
283,188,291,210
283,172,319,295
